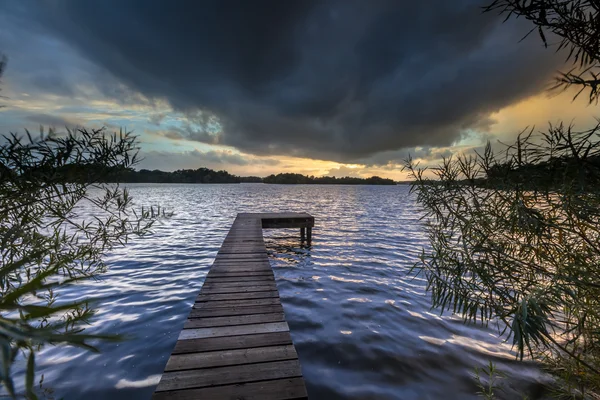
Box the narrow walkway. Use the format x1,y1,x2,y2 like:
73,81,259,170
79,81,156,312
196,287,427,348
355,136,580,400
153,212,314,400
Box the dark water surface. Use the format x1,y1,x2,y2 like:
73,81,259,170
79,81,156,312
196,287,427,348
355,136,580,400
25,184,549,399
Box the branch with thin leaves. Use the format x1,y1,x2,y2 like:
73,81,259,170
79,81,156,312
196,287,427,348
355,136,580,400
473,361,508,400
404,123,600,397
0,127,154,398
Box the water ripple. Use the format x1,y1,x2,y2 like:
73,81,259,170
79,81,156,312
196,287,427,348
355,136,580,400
10,184,550,399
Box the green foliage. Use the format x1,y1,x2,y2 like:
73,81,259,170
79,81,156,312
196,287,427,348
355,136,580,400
114,167,242,183
473,361,507,400
405,124,600,396
239,175,263,183
0,126,153,398
262,173,396,185
407,2,600,395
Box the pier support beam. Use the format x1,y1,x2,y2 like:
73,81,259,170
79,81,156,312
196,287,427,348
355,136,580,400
300,227,306,242
306,227,312,244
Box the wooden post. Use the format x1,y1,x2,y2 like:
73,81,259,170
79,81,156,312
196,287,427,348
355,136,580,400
307,227,312,244
300,227,306,242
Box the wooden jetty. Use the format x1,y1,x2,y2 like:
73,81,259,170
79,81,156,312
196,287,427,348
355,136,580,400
153,212,314,400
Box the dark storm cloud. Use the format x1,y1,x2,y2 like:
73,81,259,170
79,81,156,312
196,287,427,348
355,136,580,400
139,149,280,171
30,74,74,97
27,0,564,162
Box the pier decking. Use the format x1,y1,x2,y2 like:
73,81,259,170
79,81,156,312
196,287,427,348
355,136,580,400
153,212,314,400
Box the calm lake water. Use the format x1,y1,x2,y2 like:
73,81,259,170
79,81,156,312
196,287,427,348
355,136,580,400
24,184,549,399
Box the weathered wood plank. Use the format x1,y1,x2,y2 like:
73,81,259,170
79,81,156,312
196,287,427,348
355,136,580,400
188,304,283,318
152,378,308,400
211,261,271,267
196,291,279,302
207,271,272,277
207,271,274,278
226,234,262,238
183,312,285,328
199,285,277,295
222,237,264,241
165,344,298,371
221,239,265,243
203,276,273,283
202,280,276,288
179,322,289,340
218,246,266,250
215,255,267,260
172,331,293,354
211,260,271,269
215,256,269,262
222,241,260,245
204,276,275,283
218,244,266,248
203,279,275,286
193,298,281,310
217,249,267,255
210,260,271,265
208,266,272,273
155,359,303,392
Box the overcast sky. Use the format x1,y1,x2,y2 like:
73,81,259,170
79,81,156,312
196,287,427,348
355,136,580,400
0,0,596,179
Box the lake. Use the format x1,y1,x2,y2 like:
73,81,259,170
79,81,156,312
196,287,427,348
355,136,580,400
26,184,548,399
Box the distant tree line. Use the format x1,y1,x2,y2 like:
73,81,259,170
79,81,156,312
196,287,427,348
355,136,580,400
84,168,398,185
113,167,241,183
262,173,396,185
485,151,600,190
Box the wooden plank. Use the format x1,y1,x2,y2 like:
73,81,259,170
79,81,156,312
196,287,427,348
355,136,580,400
226,235,262,238
209,266,272,273
207,271,274,278
183,312,285,329
212,257,270,262
207,270,272,276
214,247,267,250
216,246,265,251
172,331,293,354
211,261,271,268
179,322,289,340
204,276,275,283
202,281,276,288
218,245,265,249
210,262,272,268
208,271,272,277
205,275,274,281
193,298,281,310
215,256,269,262
165,344,298,371
220,243,265,247
196,291,279,302
155,360,303,392
218,244,266,248
217,249,267,254
152,378,308,400
199,285,277,295
188,304,283,318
